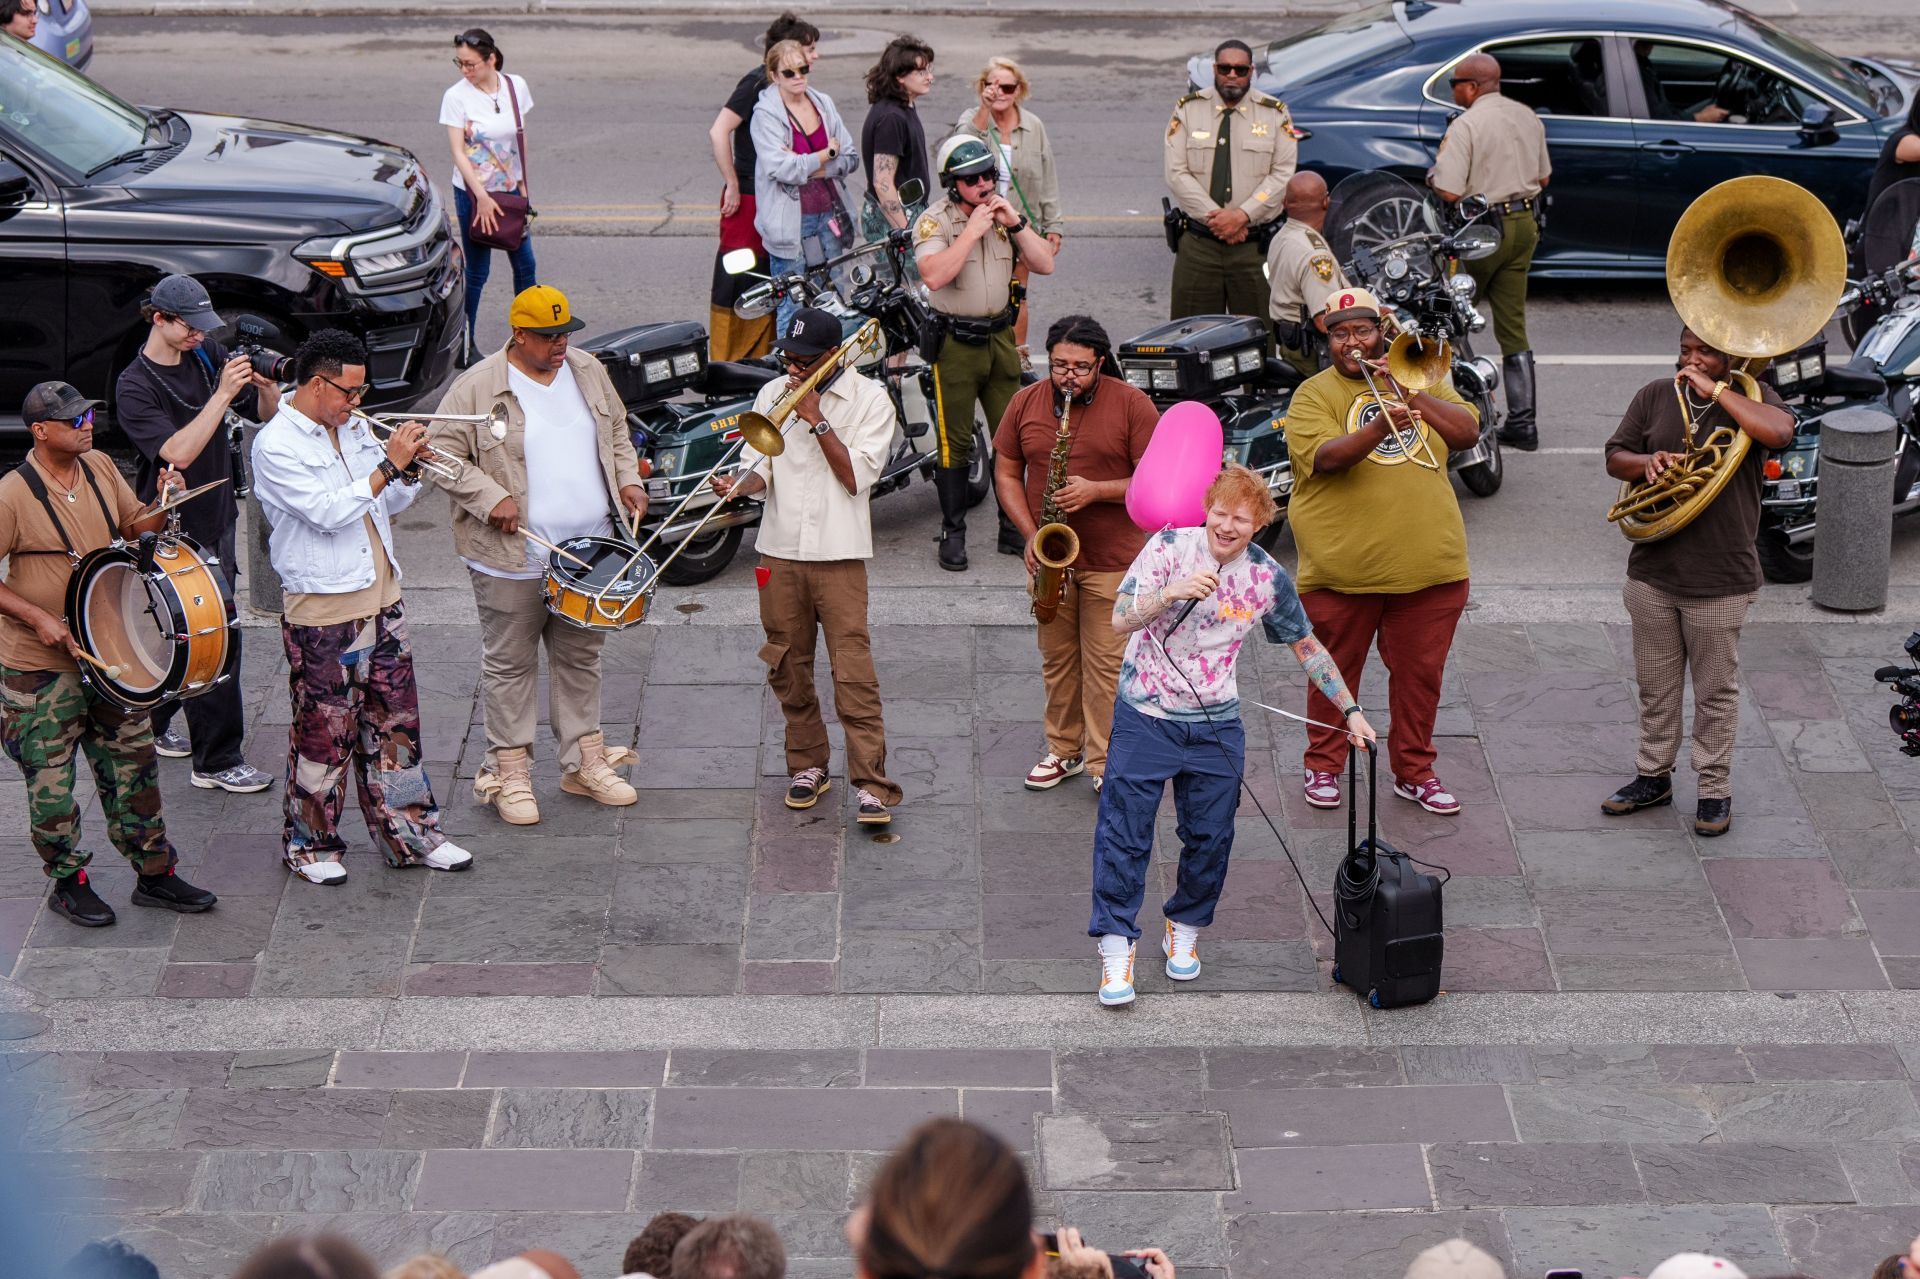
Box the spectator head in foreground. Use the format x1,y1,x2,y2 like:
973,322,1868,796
233,1236,383,1279
1404,1239,1505,1279
858,1117,1039,1279
671,1215,786,1279
624,1211,702,1278
386,1256,466,1279
63,1240,161,1279
471,1253,578,1279
1645,1256,1747,1279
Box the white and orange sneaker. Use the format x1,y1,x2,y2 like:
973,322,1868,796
1162,920,1202,981
1097,934,1137,1007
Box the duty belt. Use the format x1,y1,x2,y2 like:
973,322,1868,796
1491,197,1538,216
945,305,1018,344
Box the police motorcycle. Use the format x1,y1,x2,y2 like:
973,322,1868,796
1324,171,1506,498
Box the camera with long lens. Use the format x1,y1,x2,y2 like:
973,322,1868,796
232,316,294,383
1874,630,1920,756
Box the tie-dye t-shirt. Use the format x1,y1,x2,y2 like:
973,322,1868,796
1115,526,1312,721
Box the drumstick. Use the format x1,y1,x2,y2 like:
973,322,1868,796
74,649,125,681
520,530,596,571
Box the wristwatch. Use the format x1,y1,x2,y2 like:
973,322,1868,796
1008,216,1030,235
1342,704,1364,720
809,419,832,437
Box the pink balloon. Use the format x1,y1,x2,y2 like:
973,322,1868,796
1127,400,1224,531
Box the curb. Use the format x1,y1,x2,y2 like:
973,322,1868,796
92,0,1369,16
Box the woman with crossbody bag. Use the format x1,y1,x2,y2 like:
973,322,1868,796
441,28,538,365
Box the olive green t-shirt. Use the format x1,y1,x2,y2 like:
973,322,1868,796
1284,368,1475,594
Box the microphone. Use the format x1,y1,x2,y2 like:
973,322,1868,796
1169,597,1201,635
1876,665,1911,684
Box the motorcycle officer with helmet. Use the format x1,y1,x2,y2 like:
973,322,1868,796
913,135,1055,571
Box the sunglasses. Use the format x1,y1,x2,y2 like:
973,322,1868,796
988,81,1019,93
958,172,998,186
1449,77,1483,87
1215,62,1253,76
318,373,370,402
778,65,808,79
60,409,96,430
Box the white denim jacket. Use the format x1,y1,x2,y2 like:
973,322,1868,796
251,402,417,595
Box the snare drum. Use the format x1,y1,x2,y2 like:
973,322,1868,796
65,535,237,711
542,535,655,631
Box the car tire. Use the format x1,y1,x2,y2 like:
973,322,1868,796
656,524,745,586
1756,528,1813,584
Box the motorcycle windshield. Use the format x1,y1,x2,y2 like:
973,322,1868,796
1860,177,1920,277
1325,171,1445,268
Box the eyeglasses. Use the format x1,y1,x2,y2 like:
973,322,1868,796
454,57,487,70
1328,323,1381,342
317,373,370,402
778,66,808,79
1050,360,1097,376
1215,62,1253,76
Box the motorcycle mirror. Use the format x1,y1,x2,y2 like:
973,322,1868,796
721,248,760,276
1457,194,1490,220
733,283,775,320
897,178,925,207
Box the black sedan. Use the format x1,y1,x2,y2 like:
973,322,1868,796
1188,0,1918,277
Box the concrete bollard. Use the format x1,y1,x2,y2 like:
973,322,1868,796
1811,405,1899,612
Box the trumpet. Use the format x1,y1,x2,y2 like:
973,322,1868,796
346,407,506,484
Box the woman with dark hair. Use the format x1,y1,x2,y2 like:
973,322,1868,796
440,28,538,363
861,35,935,239
232,1236,381,1279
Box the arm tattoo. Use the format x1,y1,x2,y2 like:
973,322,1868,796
1115,586,1167,633
1294,637,1355,711
874,154,906,225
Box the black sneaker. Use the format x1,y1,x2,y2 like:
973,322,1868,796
1695,797,1733,837
131,869,217,913
856,788,892,826
1601,773,1672,815
786,767,830,810
49,869,115,928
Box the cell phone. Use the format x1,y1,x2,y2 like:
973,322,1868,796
1544,1270,1583,1278
1039,1235,1151,1279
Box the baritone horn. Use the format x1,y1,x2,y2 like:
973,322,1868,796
1607,176,1845,542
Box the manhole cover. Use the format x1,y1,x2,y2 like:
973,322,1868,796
674,602,704,615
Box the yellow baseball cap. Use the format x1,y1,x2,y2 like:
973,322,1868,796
509,285,586,335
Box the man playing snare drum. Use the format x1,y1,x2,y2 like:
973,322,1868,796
432,285,649,827
0,381,216,928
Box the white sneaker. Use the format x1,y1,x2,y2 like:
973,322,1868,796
421,841,474,872
1163,919,1202,981
290,860,346,886
1097,934,1137,1007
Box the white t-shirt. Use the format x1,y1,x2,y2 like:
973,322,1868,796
463,362,613,581
439,73,533,194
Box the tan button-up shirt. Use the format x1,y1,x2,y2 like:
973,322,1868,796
914,196,1018,318
740,365,895,561
1267,218,1347,326
1163,86,1296,225
1429,91,1551,204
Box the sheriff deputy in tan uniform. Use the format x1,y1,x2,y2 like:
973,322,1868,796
1164,38,1296,320
1429,51,1551,452
1266,171,1347,377
915,134,1055,573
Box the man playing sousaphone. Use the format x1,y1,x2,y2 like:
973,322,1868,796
1601,326,1793,837
433,285,648,826
993,315,1158,792
0,381,217,927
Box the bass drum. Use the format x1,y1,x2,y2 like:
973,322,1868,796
66,537,236,711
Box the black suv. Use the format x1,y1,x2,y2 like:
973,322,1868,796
0,35,463,429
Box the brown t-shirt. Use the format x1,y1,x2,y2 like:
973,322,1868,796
992,375,1157,573
0,452,145,672
1604,377,1787,597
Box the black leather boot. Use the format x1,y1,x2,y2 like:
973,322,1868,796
1498,351,1538,451
1601,773,1672,816
934,467,969,572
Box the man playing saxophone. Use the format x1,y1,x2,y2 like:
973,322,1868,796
993,315,1159,792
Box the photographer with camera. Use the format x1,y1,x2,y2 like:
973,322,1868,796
113,274,278,794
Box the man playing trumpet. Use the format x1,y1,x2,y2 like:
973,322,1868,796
432,285,648,826
993,315,1158,791
1601,326,1792,837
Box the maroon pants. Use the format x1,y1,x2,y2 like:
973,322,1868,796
1301,579,1469,782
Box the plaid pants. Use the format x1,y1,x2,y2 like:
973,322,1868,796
1623,578,1756,800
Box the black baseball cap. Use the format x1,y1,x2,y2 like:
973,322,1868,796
775,307,842,360
21,381,104,425
148,274,226,332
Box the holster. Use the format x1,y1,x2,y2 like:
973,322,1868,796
1162,197,1186,254
917,310,950,363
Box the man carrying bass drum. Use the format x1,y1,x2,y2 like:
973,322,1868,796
432,285,648,828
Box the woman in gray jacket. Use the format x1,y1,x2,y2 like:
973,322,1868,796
751,39,860,335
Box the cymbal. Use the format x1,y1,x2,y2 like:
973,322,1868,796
151,479,228,514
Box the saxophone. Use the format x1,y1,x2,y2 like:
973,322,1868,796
1028,395,1082,624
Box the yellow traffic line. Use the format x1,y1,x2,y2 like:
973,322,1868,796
537,203,1156,223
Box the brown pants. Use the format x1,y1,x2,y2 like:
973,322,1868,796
758,555,901,805
469,570,607,771
1037,569,1129,777
1301,579,1470,782
1623,577,1755,800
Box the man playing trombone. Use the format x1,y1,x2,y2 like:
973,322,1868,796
252,330,475,885
711,307,901,825
1284,288,1481,815
431,285,648,826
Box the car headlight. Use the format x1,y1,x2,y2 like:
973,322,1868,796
1123,367,1151,389
1449,273,1477,299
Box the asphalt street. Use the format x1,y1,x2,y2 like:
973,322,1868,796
84,10,1920,620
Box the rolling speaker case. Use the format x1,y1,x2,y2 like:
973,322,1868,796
1331,743,1446,1009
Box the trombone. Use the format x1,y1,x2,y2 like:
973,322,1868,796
1347,319,1448,471
345,406,507,484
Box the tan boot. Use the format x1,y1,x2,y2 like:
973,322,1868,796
475,746,539,825
560,731,637,807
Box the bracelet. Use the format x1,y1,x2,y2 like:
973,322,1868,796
377,459,402,485
1342,704,1363,720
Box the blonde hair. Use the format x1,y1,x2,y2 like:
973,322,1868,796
1206,463,1279,530
386,1257,466,1279
764,39,807,80
974,56,1030,103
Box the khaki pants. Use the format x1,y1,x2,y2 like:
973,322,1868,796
1623,577,1755,800
469,570,608,771
758,555,901,805
1037,569,1129,778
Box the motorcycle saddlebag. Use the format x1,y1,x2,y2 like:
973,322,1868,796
1331,746,1445,1009
584,321,711,406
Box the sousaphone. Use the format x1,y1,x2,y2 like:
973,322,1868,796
1607,176,1845,542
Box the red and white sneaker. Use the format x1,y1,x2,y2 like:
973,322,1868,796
1025,752,1085,791
1303,769,1342,809
1394,775,1461,814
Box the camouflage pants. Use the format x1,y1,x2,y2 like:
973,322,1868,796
281,602,444,868
0,665,175,879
